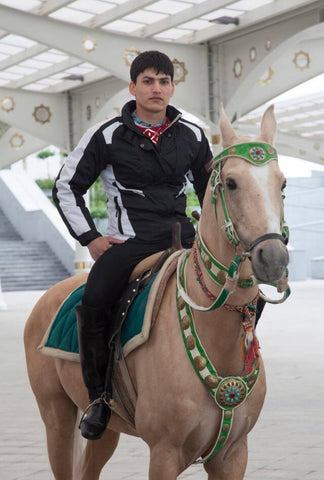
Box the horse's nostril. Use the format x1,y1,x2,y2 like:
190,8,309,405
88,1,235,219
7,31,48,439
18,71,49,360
257,248,264,263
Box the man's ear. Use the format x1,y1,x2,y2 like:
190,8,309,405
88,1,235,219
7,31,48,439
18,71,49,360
170,82,175,97
129,81,136,97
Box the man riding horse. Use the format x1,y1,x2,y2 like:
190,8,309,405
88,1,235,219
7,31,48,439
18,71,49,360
53,50,213,440
53,50,266,442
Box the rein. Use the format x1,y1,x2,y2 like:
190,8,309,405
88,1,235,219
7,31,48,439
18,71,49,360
176,141,291,463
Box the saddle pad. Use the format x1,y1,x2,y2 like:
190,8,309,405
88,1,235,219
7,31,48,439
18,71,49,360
38,275,156,362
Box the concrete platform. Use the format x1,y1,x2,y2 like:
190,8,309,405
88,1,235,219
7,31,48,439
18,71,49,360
0,280,323,479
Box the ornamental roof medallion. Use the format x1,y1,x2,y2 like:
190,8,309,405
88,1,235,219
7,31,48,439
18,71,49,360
1,96,15,112
293,50,310,70
10,133,24,149
172,59,188,85
82,36,97,53
32,105,52,124
123,47,141,66
258,67,274,86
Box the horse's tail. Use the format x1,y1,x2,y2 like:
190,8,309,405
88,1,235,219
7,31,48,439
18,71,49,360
72,409,86,479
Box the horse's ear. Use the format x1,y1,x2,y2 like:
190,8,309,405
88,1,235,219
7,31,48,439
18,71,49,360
260,104,277,144
219,103,238,147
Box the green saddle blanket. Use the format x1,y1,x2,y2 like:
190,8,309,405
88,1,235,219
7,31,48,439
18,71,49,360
39,275,156,361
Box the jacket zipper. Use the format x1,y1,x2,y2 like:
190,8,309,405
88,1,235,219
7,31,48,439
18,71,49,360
114,196,124,234
161,113,182,135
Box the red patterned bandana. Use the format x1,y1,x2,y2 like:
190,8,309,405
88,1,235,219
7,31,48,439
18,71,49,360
132,113,170,145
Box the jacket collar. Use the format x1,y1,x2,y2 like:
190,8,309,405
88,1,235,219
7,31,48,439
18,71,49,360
122,100,182,130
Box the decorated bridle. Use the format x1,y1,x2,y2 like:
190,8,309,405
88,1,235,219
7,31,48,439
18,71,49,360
177,141,291,312
210,142,289,250
175,142,291,464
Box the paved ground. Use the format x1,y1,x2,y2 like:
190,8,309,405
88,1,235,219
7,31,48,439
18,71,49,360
0,280,323,480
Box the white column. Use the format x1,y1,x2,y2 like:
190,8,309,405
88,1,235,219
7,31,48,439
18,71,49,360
74,242,93,274
0,279,8,311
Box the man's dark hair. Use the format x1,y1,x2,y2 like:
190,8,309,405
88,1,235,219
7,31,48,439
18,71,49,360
130,50,174,83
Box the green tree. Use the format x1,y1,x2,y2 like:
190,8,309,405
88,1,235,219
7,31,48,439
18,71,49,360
186,187,200,225
90,178,107,219
36,149,55,178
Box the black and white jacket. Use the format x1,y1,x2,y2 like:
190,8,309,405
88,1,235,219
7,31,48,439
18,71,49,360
53,100,213,247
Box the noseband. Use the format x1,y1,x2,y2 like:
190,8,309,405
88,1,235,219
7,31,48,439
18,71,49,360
244,232,288,256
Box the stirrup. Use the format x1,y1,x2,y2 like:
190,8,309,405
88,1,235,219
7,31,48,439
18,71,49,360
79,392,111,427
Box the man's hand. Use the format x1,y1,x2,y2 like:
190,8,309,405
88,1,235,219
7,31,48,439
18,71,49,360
87,236,125,261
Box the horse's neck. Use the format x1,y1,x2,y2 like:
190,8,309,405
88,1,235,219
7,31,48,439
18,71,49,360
183,192,258,377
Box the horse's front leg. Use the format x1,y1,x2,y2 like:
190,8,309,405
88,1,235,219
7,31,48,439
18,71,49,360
204,436,248,480
75,428,120,480
149,442,183,480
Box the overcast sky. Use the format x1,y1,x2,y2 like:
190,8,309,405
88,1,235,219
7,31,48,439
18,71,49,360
272,73,324,177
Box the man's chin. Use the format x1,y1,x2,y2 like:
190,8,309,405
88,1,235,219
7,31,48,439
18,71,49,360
146,105,166,114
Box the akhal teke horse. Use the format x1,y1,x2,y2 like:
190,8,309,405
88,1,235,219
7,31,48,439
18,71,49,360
24,105,289,480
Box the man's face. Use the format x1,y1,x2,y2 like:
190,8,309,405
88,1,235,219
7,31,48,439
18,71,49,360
129,68,175,116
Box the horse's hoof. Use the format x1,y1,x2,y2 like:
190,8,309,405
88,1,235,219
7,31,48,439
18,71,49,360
79,403,111,440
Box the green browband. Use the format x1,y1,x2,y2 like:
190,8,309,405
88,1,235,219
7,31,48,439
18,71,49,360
213,142,278,167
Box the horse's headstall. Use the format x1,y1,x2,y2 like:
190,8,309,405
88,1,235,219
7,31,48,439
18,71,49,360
212,142,278,169
210,141,288,248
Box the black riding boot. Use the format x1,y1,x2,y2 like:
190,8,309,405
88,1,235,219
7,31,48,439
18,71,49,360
76,305,113,440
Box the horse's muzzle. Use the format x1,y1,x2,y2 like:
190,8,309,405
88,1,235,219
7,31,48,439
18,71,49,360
248,235,289,283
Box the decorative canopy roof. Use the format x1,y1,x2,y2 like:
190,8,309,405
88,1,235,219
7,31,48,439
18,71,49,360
0,0,319,92
0,0,323,166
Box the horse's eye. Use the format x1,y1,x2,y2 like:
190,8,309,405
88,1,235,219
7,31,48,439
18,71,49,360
281,179,287,191
226,178,237,190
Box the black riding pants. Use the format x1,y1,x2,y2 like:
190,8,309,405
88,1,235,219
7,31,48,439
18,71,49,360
82,237,180,313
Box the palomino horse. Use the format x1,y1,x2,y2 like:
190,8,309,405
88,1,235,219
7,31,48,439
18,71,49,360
24,105,289,480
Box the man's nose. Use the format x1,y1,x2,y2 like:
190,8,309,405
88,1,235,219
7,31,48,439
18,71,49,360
152,81,162,91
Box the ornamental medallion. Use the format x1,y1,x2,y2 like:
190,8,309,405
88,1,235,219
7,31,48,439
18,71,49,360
265,39,272,51
249,146,266,161
293,50,310,70
1,96,15,112
258,67,274,86
32,104,52,124
215,377,247,408
123,47,141,66
249,47,257,62
233,58,243,79
9,133,24,149
172,59,188,85
82,36,97,53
